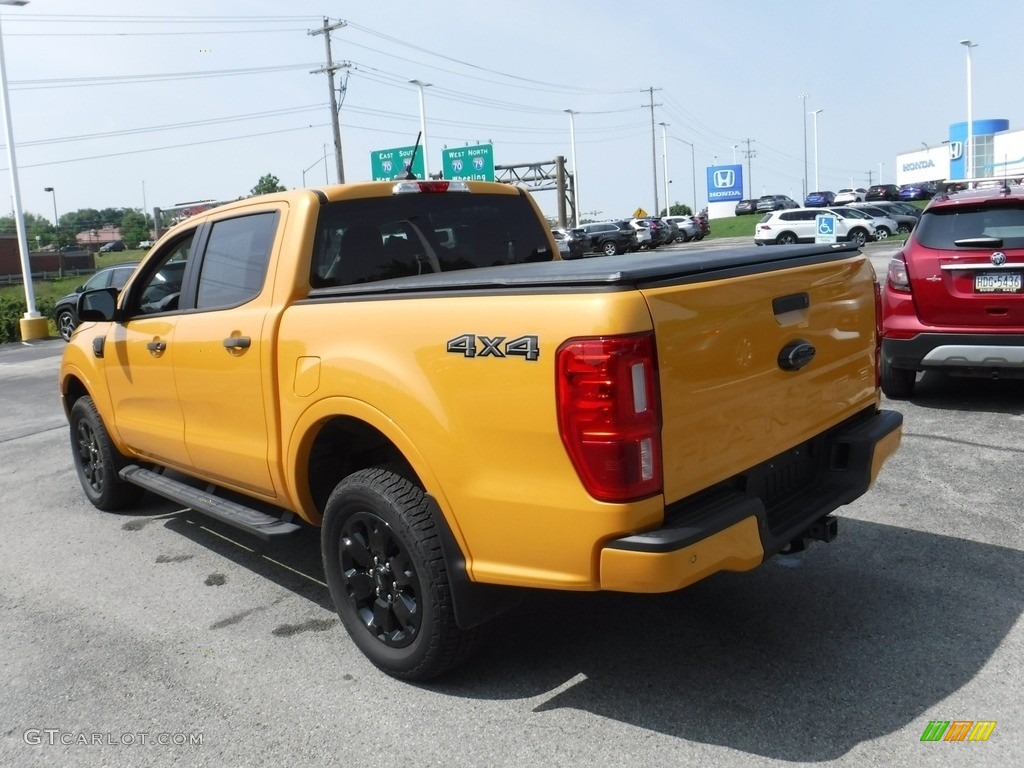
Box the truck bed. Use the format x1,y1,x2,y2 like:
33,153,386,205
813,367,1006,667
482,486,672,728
304,243,864,298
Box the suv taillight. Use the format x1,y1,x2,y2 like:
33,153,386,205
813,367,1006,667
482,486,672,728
556,333,662,502
887,254,911,292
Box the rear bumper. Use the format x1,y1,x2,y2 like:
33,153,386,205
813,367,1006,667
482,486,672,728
599,407,903,593
883,334,1024,371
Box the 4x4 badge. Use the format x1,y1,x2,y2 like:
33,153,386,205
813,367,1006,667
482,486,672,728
991,252,1007,266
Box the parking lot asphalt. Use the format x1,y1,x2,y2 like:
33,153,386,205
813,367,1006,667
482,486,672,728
0,252,1021,766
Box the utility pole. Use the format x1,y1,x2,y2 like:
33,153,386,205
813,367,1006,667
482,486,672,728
309,18,347,184
742,138,757,199
644,87,662,215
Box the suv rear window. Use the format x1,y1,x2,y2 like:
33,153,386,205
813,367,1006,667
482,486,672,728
914,202,1024,250
311,192,553,287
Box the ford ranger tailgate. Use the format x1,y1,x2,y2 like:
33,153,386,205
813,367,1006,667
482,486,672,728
636,247,880,505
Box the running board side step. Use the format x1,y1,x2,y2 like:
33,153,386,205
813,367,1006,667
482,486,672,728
119,465,302,540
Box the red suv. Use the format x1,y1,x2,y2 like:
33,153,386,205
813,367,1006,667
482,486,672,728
880,180,1024,397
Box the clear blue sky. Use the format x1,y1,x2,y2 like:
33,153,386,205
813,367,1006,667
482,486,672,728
2,0,1021,223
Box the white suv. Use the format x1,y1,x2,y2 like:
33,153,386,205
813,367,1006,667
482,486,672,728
754,208,876,246
834,187,867,204
626,218,654,248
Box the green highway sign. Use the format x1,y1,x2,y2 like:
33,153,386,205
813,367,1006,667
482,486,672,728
441,143,495,181
370,146,425,181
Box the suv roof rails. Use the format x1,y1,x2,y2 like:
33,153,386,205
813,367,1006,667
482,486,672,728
937,176,1024,193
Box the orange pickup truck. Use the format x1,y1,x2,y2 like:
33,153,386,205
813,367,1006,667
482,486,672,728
60,180,901,679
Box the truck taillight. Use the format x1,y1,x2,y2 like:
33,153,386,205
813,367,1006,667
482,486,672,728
887,254,911,292
556,333,662,502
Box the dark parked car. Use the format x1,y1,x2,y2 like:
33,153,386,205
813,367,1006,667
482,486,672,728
756,194,799,213
804,190,835,207
865,184,901,201
99,240,125,253
643,217,673,246
899,182,937,201
53,262,138,341
734,199,759,216
59,244,88,255
653,217,679,245
580,220,637,256
550,227,589,259
880,179,1024,398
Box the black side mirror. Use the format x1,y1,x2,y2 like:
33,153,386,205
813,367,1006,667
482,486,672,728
77,288,119,323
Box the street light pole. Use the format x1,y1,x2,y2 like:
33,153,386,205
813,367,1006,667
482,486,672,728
0,0,45,340
43,185,58,233
676,137,696,213
878,161,884,184
732,143,739,164
564,109,579,227
800,93,809,201
959,39,978,182
409,79,432,179
810,109,823,192
659,122,671,216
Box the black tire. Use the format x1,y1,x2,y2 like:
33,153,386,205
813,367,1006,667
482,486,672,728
776,232,798,245
321,467,482,680
57,308,77,342
602,240,619,257
880,357,916,399
897,224,911,235
848,228,869,247
875,227,891,240
69,397,145,511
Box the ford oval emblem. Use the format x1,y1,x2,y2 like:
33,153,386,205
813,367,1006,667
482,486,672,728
778,340,816,371
991,251,1007,266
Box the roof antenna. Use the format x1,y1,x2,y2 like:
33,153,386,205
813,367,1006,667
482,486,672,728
403,132,422,180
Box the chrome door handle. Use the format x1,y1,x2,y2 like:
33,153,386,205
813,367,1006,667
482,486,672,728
146,340,166,354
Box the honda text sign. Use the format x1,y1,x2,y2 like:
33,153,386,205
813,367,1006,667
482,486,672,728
706,164,743,202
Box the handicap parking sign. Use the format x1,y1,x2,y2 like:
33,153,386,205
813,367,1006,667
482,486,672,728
815,214,837,244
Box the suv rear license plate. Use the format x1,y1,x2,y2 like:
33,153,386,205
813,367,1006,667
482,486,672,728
975,272,1023,293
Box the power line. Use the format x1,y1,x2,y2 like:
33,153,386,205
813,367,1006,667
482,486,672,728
2,104,324,148
6,123,332,171
344,20,636,95
9,62,320,91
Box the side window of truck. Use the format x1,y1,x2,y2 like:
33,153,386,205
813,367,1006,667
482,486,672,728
196,212,277,309
129,231,195,317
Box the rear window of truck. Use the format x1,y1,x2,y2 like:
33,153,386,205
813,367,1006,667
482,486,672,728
311,192,554,287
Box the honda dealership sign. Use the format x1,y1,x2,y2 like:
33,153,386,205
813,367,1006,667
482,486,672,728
706,164,744,202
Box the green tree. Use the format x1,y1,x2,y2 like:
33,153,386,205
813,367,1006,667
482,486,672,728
250,173,286,196
0,211,58,248
662,203,693,217
120,209,149,249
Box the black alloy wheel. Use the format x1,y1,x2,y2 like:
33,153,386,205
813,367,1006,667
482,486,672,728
69,396,144,510
321,467,482,680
